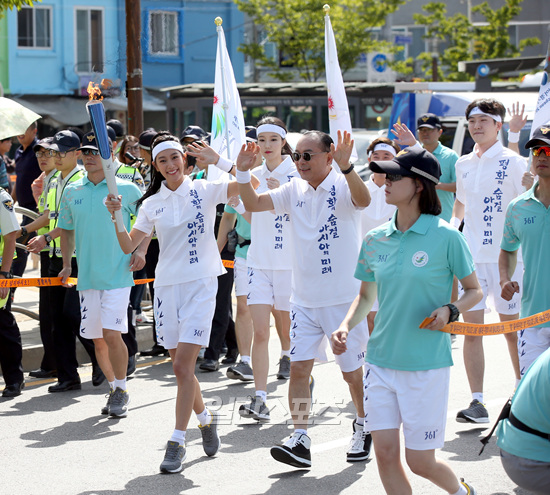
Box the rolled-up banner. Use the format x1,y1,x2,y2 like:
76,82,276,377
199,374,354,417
86,100,125,232
419,309,550,336
0,277,154,288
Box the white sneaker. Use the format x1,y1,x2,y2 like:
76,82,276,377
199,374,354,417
135,313,151,324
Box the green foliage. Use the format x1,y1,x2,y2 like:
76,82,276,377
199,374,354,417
404,0,540,81
0,0,40,17
235,0,405,82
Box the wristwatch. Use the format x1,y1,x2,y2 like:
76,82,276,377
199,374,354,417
443,303,460,323
20,226,28,237
44,233,52,245
0,271,13,279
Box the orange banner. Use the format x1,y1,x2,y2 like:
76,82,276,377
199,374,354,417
222,259,235,269
420,309,550,336
0,277,154,288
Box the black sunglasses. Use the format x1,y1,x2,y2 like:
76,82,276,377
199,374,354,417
291,151,327,162
81,149,100,156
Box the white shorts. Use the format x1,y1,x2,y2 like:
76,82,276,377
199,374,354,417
234,257,248,297
364,362,450,450
247,267,291,312
154,277,217,349
459,262,522,315
79,287,131,339
518,326,550,377
289,302,368,373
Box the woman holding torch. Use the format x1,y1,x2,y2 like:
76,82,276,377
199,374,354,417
106,131,258,474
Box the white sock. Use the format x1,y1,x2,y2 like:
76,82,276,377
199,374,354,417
196,408,212,426
114,378,127,391
241,355,251,365
281,349,291,358
472,392,484,404
170,429,186,446
451,484,468,495
294,428,308,436
108,381,115,391
355,415,365,427
255,390,267,402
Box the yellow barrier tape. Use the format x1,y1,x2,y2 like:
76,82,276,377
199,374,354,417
222,259,235,269
0,277,154,288
419,309,550,336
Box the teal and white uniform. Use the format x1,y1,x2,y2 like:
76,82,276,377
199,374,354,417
501,181,550,375
428,142,458,223
58,176,142,291
355,212,475,371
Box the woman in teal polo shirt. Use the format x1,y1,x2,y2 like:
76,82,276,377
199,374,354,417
332,148,483,495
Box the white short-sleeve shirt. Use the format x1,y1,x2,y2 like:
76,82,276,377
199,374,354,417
247,155,300,270
455,141,526,263
269,169,364,308
361,177,396,237
133,177,228,287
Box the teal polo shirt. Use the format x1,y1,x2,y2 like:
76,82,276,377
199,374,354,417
224,204,251,260
355,212,474,371
501,182,550,328
58,176,142,291
429,142,458,223
496,347,550,462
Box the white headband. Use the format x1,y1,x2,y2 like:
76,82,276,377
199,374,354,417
152,141,184,161
369,143,397,158
257,124,287,139
467,106,502,123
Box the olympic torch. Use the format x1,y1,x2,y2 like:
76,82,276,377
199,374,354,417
86,81,124,232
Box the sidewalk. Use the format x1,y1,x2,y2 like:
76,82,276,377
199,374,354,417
12,264,155,373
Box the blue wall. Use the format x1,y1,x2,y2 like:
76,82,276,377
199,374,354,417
7,0,122,95
7,0,245,95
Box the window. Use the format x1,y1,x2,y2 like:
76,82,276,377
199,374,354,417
75,9,104,73
17,6,52,48
149,11,179,56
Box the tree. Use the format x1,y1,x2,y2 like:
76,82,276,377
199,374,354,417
0,0,40,18
394,0,540,81
235,0,405,82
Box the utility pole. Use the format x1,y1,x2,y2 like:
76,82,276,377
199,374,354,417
125,0,143,136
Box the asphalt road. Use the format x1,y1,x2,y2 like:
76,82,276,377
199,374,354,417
0,329,530,495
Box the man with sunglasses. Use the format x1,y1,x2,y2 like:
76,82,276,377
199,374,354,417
452,99,526,425
236,130,372,468
499,125,550,377
56,132,143,417
26,130,99,392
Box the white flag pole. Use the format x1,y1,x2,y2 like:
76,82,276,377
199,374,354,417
215,17,231,160
323,4,358,164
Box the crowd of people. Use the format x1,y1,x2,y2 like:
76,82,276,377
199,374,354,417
0,97,548,494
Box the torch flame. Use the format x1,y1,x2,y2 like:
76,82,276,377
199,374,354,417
86,79,113,101
87,81,103,101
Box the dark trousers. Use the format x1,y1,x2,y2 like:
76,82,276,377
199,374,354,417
204,267,237,361
145,238,159,345
49,256,97,382
38,251,56,371
129,267,147,314
0,298,24,386
123,304,137,357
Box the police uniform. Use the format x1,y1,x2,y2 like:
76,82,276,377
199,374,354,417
0,188,24,390
35,169,59,372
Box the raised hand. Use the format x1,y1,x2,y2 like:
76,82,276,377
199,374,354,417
391,123,416,147
236,142,260,171
508,102,527,133
330,130,354,169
